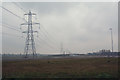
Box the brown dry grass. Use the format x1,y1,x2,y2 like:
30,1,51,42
2,57,119,78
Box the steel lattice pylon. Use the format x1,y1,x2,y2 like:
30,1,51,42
21,10,40,58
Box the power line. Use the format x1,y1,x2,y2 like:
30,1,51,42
33,14,59,49
37,31,59,51
2,23,21,32
2,32,25,38
41,24,57,41
12,2,26,13
36,37,59,53
39,26,59,46
1,22,25,38
0,6,26,22
34,19,59,51
36,36,56,50
35,37,53,51
35,17,59,45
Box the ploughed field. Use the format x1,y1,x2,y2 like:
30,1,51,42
2,57,119,78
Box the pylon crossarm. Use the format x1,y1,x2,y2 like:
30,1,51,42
21,23,40,25
24,13,36,15
22,31,38,33
21,23,28,25
33,31,38,33
22,31,27,33
32,22,40,25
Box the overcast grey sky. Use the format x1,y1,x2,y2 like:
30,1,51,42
2,2,118,54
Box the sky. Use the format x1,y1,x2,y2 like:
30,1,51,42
1,2,118,54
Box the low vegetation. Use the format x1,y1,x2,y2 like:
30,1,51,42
2,57,119,78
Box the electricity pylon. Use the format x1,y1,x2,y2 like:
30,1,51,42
21,10,40,58
109,28,113,52
60,42,63,54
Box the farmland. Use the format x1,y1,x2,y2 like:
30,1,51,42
2,57,119,78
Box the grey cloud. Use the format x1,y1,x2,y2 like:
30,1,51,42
2,2,118,54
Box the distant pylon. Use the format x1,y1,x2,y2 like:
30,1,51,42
60,42,63,54
21,10,40,58
109,28,113,52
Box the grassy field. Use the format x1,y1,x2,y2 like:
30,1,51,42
2,57,119,78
